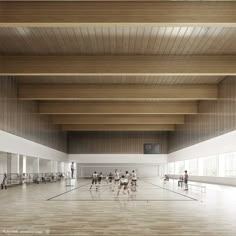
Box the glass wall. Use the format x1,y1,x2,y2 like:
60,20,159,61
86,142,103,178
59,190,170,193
219,153,236,177
167,151,236,178
188,159,198,175
167,162,175,174
201,155,218,176
174,161,185,175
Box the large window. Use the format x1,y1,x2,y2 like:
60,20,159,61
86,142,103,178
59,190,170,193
167,151,236,178
219,153,236,177
188,159,198,175
168,163,174,174
174,161,185,175
200,155,218,176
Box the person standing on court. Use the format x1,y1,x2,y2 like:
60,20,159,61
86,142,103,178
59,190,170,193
98,172,103,184
114,169,120,185
125,171,130,184
1,173,7,190
71,162,75,179
184,170,188,191
131,170,137,186
90,171,98,190
117,175,130,196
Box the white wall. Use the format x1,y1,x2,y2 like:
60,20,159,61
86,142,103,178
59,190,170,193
167,130,236,186
70,154,166,178
10,154,19,174
159,164,167,177
0,130,67,162
26,156,39,173
77,163,159,178
2,128,236,185
69,154,168,164
39,159,51,173
168,130,236,163
51,161,58,173
58,162,65,173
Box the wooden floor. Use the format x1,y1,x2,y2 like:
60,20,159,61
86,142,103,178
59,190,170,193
0,178,236,235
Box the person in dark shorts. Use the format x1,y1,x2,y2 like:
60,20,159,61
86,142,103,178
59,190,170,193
130,170,138,192
117,175,130,196
131,170,137,186
42,173,47,184
108,172,113,183
125,171,130,183
114,169,120,184
184,170,188,190
98,172,103,184
90,171,98,190
106,172,113,191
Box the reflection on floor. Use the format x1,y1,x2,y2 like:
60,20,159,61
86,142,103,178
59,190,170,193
0,177,236,235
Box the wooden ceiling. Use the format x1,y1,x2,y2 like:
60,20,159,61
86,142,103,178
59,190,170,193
1,0,236,132
0,26,235,55
16,75,224,85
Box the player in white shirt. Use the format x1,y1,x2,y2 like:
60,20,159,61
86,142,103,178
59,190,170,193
90,171,98,190
130,170,138,192
98,172,103,184
125,171,131,184
131,170,137,186
117,175,130,196
114,169,120,184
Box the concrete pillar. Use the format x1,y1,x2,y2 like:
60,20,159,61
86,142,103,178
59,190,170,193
0,152,8,174
19,155,23,175
7,153,11,176
76,163,80,178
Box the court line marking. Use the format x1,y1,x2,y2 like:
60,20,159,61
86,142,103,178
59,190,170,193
141,179,198,201
47,179,197,202
48,199,194,202
47,183,90,201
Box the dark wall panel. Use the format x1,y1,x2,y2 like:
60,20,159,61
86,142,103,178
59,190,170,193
0,77,67,152
168,76,236,153
68,131,168,154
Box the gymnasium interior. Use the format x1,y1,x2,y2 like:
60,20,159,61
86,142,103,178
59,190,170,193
1,1,236,235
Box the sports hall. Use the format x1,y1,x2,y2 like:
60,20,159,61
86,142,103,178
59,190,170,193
0,1,236,235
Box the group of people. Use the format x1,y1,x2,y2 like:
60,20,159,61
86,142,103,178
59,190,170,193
164,170,189,190
90,169,138,195
1,172,65,188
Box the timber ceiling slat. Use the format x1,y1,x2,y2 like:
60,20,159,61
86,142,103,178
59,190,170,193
0,27,236,55
1,1,236,26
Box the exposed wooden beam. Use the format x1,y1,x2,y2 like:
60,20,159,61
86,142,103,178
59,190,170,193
1,56,236,76
18,84,218,100
39,101,198,114
62,124,175,131
1,1,236,27
51,115,185,125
